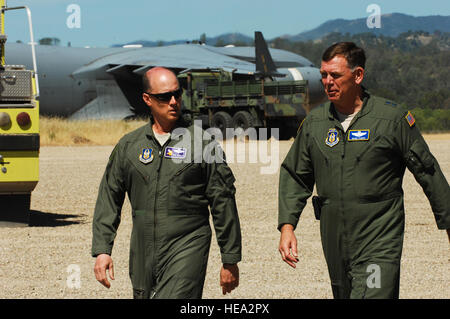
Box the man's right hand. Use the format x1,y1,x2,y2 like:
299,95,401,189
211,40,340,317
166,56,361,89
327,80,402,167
278,224,299,268
94,254,115,288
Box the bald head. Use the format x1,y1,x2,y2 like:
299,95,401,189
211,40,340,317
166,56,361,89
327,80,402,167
142,67,179,93
142,67,182,132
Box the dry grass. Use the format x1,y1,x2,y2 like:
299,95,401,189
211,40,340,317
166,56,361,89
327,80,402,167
422,133,450,140
39,117,450,146
39,117,147,146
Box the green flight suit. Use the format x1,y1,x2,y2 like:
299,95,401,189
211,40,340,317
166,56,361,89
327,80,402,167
278,91,450,299
92,121,242,299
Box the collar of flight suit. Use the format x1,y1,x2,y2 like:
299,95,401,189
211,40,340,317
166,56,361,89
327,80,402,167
327,86,373,123
144,115,191,145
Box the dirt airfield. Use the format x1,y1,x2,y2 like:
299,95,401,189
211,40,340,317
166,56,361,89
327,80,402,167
0,136,449,299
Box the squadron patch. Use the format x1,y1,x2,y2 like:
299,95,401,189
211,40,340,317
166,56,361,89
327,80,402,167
348,129,370,141
139,148,154,164
164,147,187,159
325,128,339,147
405,111,415,127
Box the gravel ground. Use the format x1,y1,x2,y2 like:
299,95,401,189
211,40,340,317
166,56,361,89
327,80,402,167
0,137,448,299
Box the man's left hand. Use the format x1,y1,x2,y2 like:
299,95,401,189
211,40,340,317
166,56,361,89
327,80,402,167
220,263,239,295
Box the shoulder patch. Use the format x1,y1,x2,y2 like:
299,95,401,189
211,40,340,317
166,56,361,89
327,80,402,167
385,100,397,107
405,111,415,127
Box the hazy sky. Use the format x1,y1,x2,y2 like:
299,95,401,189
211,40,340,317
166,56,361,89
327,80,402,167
5,0,450,47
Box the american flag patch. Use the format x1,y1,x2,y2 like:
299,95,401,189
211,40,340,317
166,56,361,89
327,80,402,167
405,111,415,127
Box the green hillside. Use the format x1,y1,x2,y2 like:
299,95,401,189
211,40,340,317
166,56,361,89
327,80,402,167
269,31,450,132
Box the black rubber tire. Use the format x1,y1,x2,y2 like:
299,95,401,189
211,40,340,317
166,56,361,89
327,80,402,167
232,111,254,130
211,111,233,137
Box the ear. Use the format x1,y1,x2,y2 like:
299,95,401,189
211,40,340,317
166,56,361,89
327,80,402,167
354,67,364,85
142,93,152,107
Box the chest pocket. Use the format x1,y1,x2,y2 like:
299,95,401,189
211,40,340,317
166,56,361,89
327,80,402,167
311,136,331,197
353,135,403,201
168,162,209,213
124,156,151,208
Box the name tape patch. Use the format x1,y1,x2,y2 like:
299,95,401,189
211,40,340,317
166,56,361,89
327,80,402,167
348,129,370,141
164,147,187,159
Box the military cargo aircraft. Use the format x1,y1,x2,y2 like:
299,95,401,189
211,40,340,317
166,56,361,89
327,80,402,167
6,32,326,134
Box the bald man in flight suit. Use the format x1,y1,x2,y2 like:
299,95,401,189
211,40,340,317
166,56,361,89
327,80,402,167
92,67,242,299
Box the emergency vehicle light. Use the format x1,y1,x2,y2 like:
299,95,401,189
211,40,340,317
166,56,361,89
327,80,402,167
0,112,11,127
17,112,31,127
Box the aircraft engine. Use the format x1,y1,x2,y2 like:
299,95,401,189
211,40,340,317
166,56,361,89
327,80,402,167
277,66,327,108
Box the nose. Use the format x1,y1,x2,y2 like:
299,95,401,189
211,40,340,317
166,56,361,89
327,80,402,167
322,75,335,89
323,74,333,84
169,95,177,105
169,95,179,109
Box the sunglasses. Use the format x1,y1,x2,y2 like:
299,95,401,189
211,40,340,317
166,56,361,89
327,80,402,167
145,88,183,102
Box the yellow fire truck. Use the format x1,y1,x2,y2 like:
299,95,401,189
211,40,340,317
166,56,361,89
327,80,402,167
0,0,39,225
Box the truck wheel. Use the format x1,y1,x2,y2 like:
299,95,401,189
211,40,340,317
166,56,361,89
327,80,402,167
211,111,233,137
232,111,254,130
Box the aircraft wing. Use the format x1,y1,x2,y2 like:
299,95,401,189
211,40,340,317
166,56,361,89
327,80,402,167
71,44,258,79
5,34,325,120
204,45,316,68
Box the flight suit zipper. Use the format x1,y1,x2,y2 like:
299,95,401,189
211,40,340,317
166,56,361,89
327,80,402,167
338,125,351,268
151,138,171,292
151,146,164,289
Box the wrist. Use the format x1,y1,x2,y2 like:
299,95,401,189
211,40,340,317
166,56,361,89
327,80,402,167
281,224,294,232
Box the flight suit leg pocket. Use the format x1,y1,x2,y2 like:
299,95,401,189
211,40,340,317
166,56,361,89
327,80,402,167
319,203,347,298
129,209,150,294
350,262,400,299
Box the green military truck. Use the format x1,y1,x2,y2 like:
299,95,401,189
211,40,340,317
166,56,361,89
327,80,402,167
178,70,311,139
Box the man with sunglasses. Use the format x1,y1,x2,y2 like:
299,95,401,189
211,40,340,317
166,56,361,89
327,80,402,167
278,42,450,298
92,67,241,299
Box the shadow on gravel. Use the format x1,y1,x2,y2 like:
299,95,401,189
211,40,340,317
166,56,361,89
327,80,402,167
29,210,87,227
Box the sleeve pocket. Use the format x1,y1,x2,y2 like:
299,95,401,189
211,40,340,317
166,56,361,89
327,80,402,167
216,164,236,194
406,139,435,174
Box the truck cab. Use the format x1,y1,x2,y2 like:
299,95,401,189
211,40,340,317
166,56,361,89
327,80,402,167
0,1,39,226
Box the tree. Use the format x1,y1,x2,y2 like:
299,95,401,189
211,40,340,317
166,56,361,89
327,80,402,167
214,38,225,47
200,33,206,44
